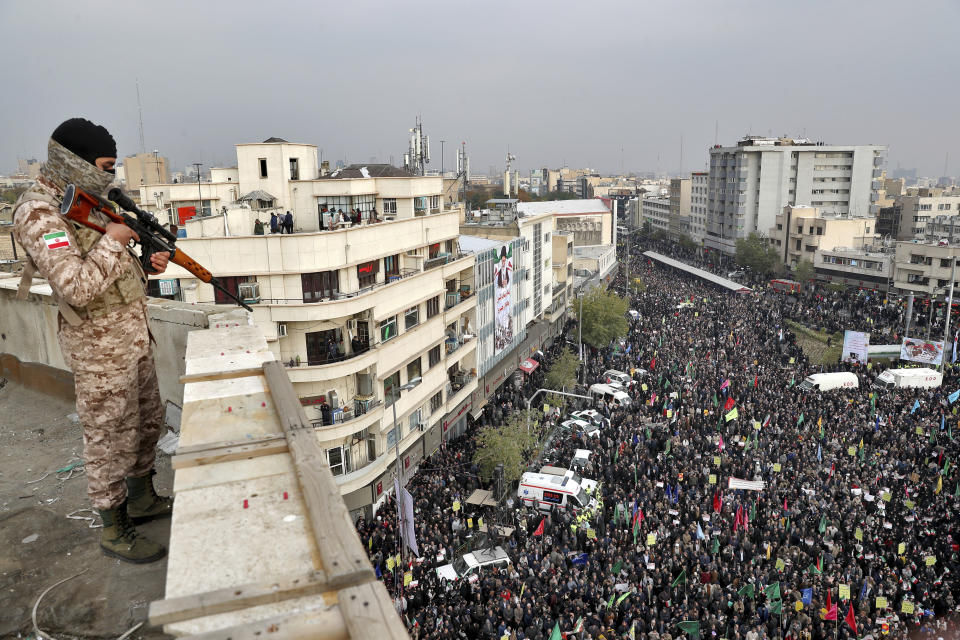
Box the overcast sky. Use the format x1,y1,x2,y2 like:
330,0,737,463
2,0,958,178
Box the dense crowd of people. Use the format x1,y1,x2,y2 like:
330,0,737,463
356,236,960,640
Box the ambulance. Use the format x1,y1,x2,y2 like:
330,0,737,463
517,472,597,514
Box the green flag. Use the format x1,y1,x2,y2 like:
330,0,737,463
671,569,687,588
550,623,562,640
808,561,822,574
606,594,616,609
789,377,795,388
768,599,783,615
666,439,672,456
955,482,960,498
797,413,804,425
633,517,640,544
712,393,719,408
611,560,623,575
749,502,757,522
818,514,826,534
738,584,755,599
676,621,700,639
944,456,950,477
615,591,632,606
711,537,720,555
764,582,781,600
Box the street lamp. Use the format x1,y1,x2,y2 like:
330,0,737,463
389,376,421,598
524,387,593,435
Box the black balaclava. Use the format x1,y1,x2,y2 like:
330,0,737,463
50,118,117,167
42,118,118,196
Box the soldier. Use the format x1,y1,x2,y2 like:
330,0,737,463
12,118,173,563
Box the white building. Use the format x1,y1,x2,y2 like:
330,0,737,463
641,196,671,234
891,190,960,239
705,136,886,255
690,171,709,244
149,138,475,517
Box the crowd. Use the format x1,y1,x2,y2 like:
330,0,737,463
355,236,960,640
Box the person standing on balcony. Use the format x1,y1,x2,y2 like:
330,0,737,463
270,211,279,234
11,118,173,564
283,210,294,234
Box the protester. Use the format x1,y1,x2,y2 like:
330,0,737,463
357,234,960,640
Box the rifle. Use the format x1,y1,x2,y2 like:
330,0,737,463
59,183,253,312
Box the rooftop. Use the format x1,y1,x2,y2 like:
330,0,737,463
320,164,418,180
517,198,610,216
459,235,509,253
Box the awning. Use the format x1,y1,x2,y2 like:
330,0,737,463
238,189,277,203
519,358,540,374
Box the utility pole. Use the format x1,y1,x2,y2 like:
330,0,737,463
440,140,445,176
193,163,203,216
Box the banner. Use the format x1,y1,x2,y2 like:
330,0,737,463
493,244,514,355
727,477,766,491
842,330,870,364
900,337,944,365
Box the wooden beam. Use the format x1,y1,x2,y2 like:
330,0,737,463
175,434,286,457
262,361,375,588
170,439,289,470
179,366,266,385
149,569,340,626
178,605,348,640
339,581,409,640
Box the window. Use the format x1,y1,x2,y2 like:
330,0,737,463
384,371,400,407
407,357,421,381
357,260,379,288
382,198,397,214
429,243,440,259
379,316,398,343
384,254,400,278
289,158,299,180
430,391,443,414
408,407,423,433
259,158,268,178
428,344,441,368
327,446,349,476
426,296,440,318
405,305,419,330
305,328,343,365
429,195,440,210
214,276,254,304
301,271,339,302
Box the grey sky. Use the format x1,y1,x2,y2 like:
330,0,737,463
2,0,958,178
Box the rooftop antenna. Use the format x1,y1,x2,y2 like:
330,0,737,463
403,116,430,176
714,120,718,146
136,79,146,154
679,135,684,176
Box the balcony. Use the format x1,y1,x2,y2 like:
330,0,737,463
285,341,378,383
309,399,384,443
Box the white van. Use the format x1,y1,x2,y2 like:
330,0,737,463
537,467,598,494
589,383,632,407
602,370,634,388
873,367,942,390
571,449,593,471
436,546,511,582
798,372,859,392
518,472,597,514
571,409,608,429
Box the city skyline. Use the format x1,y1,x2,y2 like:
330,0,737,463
1,0,958,178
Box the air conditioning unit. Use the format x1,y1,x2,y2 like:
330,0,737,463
277,322,287,337
417,422,427,432
238,282,260,304
356,374,373,396
327,390,339,410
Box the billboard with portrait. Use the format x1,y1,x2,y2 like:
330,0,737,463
900,337,944,365
493,245,514,354
841,330,870,364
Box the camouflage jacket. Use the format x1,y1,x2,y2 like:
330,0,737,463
13,177,150,372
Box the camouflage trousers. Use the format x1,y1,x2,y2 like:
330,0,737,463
74,353,164,509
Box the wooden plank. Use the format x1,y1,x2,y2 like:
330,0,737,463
262,361,375,588
150,569,335,626
175,434,286,456
179,366,266,385
173,453,293,494
171,439,289,470
339,581,409,640
178,605,348,640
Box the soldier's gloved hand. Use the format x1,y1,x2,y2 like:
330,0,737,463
149,251,170,274
106,222,139,246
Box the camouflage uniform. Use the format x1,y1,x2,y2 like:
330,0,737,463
13,141,164,510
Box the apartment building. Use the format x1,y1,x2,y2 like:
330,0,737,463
890,189,960,239
814,246,893,290
768,205,877,268
517,199,614,247
705,136,886,255
689,172,708,245
151,139,475,515
641,196,671,234
122,152,169,188
667,178,691,242
894,241,960,297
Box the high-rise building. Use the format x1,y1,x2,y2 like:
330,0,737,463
705,137,886,254
667,178,691,241
690,172,709,244
122,152,169,188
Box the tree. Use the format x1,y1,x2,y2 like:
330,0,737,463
735,232,781,275
474,409,541,485
0,187,27,204
576,288,629,350
545,349,580,404
794,259,815,283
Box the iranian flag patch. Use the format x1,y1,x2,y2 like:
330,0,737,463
43,231,71,249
